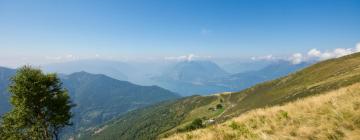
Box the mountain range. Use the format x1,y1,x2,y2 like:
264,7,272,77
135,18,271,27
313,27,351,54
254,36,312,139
220,60,272,74
0,67,180,136
152,60,310,96
0,57,328,140
208,60,310,90
42,59,310,96
1,59,310,131
151,60,230,96
81,52,360,140
43,60,132,81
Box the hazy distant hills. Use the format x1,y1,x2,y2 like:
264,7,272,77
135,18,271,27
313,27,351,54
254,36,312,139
0,67,15,115
0,67,180,133
43,59,310,96
152,60,310,96
208,61,310,90
43,59,171,85
221,60,272,74
43,60,132,81
151,61,230,96
159,61,229,82
85,52,360,140
43,59,169,84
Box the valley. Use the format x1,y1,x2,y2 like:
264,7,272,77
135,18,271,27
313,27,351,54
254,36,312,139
0,67,180,138
1,1,359,139
79,51,360,140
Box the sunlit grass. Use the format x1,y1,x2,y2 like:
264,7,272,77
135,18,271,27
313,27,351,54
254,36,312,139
165,83,360,140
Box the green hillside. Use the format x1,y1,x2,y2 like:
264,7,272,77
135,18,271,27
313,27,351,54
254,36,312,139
0,68,180,138
0,67,16,116
61,72,180,132
166,83,360,140
81,52,360,140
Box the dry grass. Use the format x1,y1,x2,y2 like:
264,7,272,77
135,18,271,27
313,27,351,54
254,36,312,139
164,83,360,140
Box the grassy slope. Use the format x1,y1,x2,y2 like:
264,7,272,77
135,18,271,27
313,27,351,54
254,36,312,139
77,95,215,139
166,83,360,140
86,53,360,140
218,52,360,120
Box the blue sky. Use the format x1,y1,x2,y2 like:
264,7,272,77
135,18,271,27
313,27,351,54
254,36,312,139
1,0,360,67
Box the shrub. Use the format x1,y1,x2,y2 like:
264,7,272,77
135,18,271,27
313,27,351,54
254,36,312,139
228,121,256,138
229,121,240,130
216,104,223,109
277,110,289,120
178,118,205,132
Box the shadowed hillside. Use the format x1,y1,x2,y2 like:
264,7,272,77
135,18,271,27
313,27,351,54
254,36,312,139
0,67,16,115
0,68,180,138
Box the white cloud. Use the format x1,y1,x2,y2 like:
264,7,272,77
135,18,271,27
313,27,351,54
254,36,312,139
251,42,360,65
165,54,194,61
251,55,277,61
288,53,304,64
298,43,360,63
334,48,353,57
307,48,353,61
307,49,321,57
45,56,62,60
164,54,211,61
356,43,360,52
307,43,360,62
65,54,74,59
319,52,333,60
45,54,78,61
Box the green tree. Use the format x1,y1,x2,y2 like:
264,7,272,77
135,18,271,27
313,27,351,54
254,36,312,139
0,66,74,140
185,118,204,131
216,103,223,109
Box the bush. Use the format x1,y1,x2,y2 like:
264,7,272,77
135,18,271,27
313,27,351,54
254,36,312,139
229,121,240,130
208,107,215,111
277,110,289,120
216,104,223,109
178,118,204,132
229,121,256,138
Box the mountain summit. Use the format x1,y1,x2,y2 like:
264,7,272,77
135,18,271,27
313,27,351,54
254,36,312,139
162,60,229,82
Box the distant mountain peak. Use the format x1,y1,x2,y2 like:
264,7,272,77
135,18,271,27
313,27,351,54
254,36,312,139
69,71,95,76
164,60,228,81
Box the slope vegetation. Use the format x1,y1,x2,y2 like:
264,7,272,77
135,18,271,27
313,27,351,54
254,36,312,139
166,83,360,140
0,68,180,137
82,52,360,140
62,71,180,130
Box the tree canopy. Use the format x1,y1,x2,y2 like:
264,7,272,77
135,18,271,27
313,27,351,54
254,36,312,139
0,66,74,140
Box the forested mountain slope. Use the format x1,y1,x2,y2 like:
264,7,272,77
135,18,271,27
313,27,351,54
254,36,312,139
62,71,180,130
0,67,16,115
0,68,180,136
